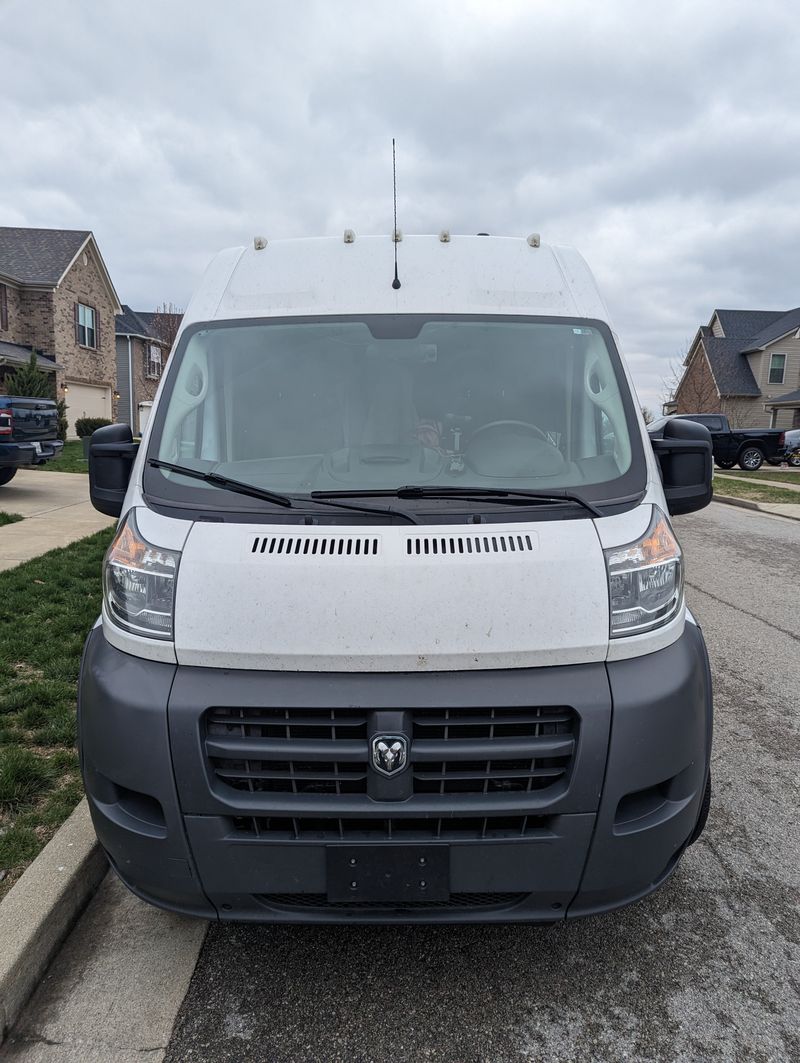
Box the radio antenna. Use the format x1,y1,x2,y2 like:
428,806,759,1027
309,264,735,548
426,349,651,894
391,138,401,290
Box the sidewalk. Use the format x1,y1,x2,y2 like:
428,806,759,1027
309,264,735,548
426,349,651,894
715,472,800,493
0,470,114,571
0,875,207,1061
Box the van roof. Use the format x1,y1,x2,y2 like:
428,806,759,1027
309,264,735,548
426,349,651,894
182,234,614,329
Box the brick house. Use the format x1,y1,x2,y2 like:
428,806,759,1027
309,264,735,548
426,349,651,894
114,307,179,435
666,307,800,429
0,227,122,437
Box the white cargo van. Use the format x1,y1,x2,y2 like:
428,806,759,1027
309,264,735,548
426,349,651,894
82,234,713,923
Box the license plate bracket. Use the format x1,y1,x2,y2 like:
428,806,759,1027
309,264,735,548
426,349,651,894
326,844,449,903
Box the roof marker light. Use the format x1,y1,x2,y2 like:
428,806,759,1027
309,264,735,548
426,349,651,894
439,230,451,243
392,229,403,243
527,233,541,248
253,236,267,250
343,229,356,244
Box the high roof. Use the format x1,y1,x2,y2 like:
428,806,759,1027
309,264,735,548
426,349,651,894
0,227,91,286
181,236,614,330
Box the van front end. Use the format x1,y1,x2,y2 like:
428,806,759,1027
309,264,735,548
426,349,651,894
79,609,711,923
79,235,714,922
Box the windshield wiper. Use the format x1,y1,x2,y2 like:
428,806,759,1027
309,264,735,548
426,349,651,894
313,485,603,518
149,459,418,524
149,459,294,507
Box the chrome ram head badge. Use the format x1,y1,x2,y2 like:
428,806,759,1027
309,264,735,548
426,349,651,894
371,735,408,776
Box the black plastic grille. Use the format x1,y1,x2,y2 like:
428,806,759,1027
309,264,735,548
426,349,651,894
255,892,526,911
230,814,553,841
205,707,576,798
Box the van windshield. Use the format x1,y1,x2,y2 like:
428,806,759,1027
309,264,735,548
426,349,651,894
146,315,643,509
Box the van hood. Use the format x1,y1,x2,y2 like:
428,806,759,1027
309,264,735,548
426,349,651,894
173,518,610,671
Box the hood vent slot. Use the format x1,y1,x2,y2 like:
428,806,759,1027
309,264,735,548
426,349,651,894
252,535,380,558
406,533,534,557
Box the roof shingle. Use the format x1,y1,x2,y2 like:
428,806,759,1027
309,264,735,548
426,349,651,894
703,337,761,396
0,227,90,286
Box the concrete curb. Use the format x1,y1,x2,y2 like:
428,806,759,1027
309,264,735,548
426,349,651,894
713,494,800,522
0,798,106,1045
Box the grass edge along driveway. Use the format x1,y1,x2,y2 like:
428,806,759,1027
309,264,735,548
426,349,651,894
0,526,114,899
713,476,800,505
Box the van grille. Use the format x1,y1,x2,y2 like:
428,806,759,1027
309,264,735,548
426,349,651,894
405,532,534,556
205,707,576,799
255,892,526,911
251,535,380,557
230,814,554,841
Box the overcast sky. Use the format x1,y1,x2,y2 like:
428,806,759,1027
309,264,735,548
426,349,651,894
3,0,799,412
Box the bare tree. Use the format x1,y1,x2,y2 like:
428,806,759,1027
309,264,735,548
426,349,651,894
150,302,184,350
640,405,655,425
661,345,719,415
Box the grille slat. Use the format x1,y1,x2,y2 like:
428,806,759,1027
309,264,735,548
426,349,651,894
206,706,576,800
232,814,554,841
255,892,526,911
252,535,380,558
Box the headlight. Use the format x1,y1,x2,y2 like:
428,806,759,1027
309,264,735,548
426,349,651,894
604,507,683,637
103,510,179,640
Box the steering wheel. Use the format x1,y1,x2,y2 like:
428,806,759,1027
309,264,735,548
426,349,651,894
468,420,550,445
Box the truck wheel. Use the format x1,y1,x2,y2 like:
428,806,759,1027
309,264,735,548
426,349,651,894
789,453,800,468
714,460,736,469
0,467,17,486
738,447,764,471
688,773,711,846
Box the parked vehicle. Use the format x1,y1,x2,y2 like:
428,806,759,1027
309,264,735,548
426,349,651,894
0,396,64,486
81,234,714,924
784,428,800,467
649,413,784,471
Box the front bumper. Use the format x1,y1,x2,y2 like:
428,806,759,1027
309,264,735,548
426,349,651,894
78,622,712,923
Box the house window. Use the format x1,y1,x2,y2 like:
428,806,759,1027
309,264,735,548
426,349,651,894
147,344,163,379
768,352,786,385
76,303,97,348
0,285,7,331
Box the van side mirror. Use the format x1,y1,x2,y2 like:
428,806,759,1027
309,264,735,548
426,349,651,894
88,424,139,517
649,418,713,516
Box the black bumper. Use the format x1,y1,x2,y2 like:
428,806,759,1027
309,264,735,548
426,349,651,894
78,623,712,923
0,440,64,467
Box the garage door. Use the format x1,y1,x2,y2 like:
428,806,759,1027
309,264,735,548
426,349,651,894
65,383,112,439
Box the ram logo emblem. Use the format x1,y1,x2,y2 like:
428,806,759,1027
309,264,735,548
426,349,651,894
371,735,409,776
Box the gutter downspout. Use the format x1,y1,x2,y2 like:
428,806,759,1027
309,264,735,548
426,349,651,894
127,336,134,429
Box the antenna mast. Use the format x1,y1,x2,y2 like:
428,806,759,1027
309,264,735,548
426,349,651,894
392,138,401,290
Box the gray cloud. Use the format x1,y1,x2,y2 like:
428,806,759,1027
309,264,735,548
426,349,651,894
2,0,799,412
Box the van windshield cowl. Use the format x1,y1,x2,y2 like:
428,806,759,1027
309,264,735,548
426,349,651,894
144,314,646,516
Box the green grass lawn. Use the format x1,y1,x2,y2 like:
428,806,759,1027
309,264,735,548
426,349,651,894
32,439,87,473
0,527,114,898
716,468,800,485
713,477,800,505
0,512,24,528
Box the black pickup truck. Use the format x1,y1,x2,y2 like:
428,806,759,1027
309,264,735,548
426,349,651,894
0,396,64,486
649,414,785,471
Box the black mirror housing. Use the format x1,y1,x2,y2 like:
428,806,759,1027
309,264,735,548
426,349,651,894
649,417,713,516
88,424,139,517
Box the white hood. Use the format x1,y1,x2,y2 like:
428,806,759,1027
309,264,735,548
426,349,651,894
173,518,610,671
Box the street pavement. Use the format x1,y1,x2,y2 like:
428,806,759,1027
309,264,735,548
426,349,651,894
163,501,800,1063
3,501,798,1062
0,470,114,570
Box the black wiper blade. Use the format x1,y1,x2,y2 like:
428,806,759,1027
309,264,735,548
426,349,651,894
308,491,418,524
148,459,293,508
314,485,603,517
398,486,604,517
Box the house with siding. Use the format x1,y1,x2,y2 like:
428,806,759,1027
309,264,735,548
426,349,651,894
0,227,122,437
666,307,800,429
114,307,178,435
